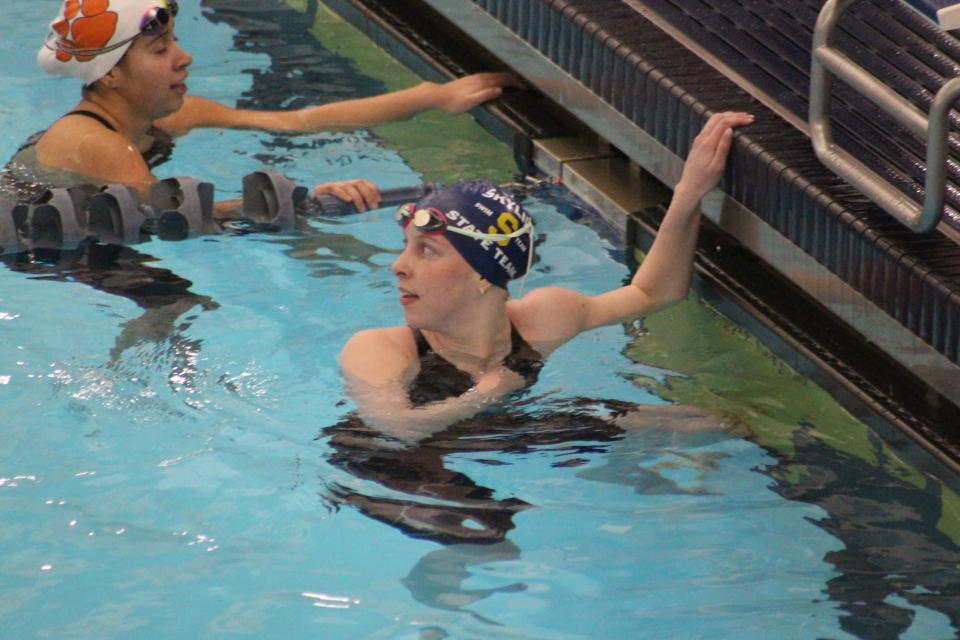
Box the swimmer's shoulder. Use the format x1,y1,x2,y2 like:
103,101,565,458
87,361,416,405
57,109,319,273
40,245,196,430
33,114,153,189
508,286,590,353
340,326,419,384
36,114,146,173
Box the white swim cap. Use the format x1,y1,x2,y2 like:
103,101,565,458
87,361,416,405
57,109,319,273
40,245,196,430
38,0,178,85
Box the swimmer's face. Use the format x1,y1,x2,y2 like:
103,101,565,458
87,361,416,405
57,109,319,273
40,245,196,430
392,223,484,331
110,19,191,118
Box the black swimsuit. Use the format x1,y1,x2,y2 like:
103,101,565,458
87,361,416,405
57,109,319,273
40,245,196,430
1,110,208,311
406,325,544,406
319,329,645,546
58,109,177,168
1,109,176,203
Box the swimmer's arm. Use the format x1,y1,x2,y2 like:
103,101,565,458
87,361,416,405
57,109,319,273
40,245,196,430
159,74,518,134
621,112,753,316
344,375,504,444
513,112,753,338
340,329,506,442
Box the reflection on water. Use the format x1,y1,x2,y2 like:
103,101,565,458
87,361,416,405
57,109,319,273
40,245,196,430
319,398,733,544
624,286,960,636
2,245,215,387
271,219,394,280
402,541,526,626
769,428,960,638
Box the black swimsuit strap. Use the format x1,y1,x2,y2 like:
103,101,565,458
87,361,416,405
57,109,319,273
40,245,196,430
413,327,432,357
65,110,118,132
407,328,474,406
503,325,544,385
410,324,543,384
61,111,174,168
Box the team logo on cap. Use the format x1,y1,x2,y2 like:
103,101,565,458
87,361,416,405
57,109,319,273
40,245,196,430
52,0,119,62
480,188,527,247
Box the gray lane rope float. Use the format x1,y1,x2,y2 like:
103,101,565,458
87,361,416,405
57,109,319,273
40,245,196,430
0,170,430,254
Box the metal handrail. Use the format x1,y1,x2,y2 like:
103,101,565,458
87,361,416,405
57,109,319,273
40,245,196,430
810,0,960,233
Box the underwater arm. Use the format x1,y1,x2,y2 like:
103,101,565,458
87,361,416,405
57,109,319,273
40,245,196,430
340,329,522,443
343,374,512,444
157,98,385,210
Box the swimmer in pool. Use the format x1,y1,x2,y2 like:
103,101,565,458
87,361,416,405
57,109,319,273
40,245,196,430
2,0,518,208
0,0,517,369
340,111,754,443
326,111,750,543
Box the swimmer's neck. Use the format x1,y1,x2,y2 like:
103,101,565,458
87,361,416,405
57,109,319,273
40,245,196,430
76,96,157,141
420,304,513,374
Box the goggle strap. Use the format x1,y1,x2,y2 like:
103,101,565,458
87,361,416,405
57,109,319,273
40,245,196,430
444,222,532,242
44,31,134,57
514,223,535,297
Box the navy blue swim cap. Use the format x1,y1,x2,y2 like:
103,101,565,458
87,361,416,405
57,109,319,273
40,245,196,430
413,182,533,288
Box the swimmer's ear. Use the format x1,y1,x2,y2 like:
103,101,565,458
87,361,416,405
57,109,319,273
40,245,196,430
97,68,121,90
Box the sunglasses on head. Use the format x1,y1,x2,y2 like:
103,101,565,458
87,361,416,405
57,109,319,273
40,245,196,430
46,0,179,58
395,203,532,242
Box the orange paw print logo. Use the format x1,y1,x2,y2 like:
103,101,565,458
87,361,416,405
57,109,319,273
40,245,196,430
52,0,118,62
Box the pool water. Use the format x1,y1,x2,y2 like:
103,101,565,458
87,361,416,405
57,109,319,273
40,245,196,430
1,2,959,638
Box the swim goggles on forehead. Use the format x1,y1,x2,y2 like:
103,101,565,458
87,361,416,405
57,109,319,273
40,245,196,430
395,203,532,241
45,0,179,58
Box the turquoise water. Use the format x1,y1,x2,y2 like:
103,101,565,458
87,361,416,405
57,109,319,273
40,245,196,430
1,2,958,638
